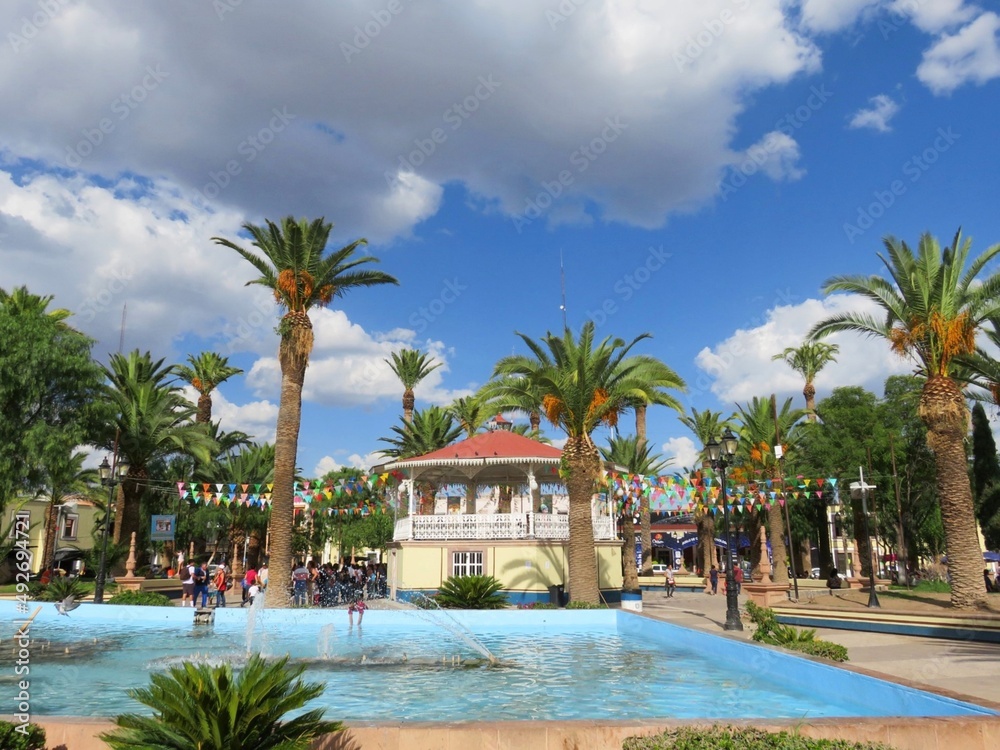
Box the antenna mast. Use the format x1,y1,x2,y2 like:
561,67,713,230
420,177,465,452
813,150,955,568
118,303,127,352
559,248,567,330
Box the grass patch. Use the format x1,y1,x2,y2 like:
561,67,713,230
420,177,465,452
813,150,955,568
623,726,895,749
887,579,951,594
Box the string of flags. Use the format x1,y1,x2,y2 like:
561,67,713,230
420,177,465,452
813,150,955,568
601,472,840,516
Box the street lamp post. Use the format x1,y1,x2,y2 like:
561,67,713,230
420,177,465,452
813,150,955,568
850,470,880,609
706,427,742,631
94,455,129,604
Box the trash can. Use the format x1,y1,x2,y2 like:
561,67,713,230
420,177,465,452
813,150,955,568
547,584,564,606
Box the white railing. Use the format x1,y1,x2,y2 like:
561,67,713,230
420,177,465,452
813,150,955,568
393,512,618,542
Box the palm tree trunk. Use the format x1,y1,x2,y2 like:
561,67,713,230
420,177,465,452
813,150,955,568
270,323,312,608
564,436,601,604
921,376,986,608
403,389,415,423
247,527,263,570
530,411,541,437
695,509,715,576
115,472,145,571
42,502,59,574
804,381,817,422
768,503,789,584
621,512,639,590
197,393,213,424
639,494,653,575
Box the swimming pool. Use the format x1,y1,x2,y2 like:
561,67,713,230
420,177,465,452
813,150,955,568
2,602,992,722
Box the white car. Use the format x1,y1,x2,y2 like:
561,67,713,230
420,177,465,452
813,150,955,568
651,564,670,575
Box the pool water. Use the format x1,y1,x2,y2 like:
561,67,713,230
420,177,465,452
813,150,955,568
2,603,992,722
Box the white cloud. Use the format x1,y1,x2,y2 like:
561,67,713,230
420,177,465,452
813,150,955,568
888,0,976,34
799,0,881,33
917,12,1000,95
848,94,900,132
739,131,805,181
313,455,342,478
245,308,473,408
661,436,699,472
180,386,278,445
346,451,390,471
693,295,916,405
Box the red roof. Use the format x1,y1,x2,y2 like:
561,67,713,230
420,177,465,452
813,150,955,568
396,429,562,465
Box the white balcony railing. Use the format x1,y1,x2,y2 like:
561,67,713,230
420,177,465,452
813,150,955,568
393,512,617,542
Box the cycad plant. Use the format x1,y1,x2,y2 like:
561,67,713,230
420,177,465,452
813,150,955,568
101,655,341,750
435,574,508,609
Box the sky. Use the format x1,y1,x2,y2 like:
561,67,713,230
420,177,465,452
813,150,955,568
2,0,1000,479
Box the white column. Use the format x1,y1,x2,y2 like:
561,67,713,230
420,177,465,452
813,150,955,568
407,473,416,517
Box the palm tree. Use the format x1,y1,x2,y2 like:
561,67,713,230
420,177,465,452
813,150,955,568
39,450,96,574
385,348,441,423
482,375,546,437
448,393,493,437
678,407,736,575
601,435,671,589
215,216,397,605
379,406,462,514
772,341,839,421
101,655,341,750
735,396,805,584
492,322,676,604
810,230,1000,608
176,352,244,424
627,362,685,573
102,350,217,551
0,285,72,323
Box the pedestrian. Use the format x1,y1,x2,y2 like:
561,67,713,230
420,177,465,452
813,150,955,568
213,566,228,608
348,595,367,628
258,562,269,590
192,560,209,609
986,568,995,594
733,565,744,596
292,560,309,607
709,565,719,595
664,566,676,598
180,561,194,607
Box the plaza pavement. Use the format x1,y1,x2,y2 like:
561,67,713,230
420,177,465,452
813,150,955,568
641,588,1000,707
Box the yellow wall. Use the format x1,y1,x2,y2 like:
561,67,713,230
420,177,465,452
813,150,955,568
7,497,101,573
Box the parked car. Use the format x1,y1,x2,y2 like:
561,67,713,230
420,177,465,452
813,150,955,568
651,564,670,575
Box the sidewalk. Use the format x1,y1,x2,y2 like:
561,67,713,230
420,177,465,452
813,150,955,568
641,590,1000,707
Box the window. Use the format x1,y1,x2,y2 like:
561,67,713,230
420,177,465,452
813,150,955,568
61,514,78,541
451,550,483,577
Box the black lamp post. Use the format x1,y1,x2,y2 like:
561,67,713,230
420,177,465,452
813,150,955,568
706,427,742,631
850,478,880,609
94,455,129,604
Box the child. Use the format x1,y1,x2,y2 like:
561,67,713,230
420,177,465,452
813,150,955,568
348,597,367,627
247,581,261,606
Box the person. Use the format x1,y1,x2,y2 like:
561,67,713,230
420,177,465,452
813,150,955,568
307,560,319,605
213,566,229,608
348,595,367,627
192,561,209,608
258,562,269,590
664,566,676,598
709,566,719,595
986,568,995,594
827,567,843,595
241,566,257,607
247,581,261,606
733,565,744,596
292,560,309,607
180,561,194,607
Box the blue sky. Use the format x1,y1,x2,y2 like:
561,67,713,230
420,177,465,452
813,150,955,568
2,1,1000,477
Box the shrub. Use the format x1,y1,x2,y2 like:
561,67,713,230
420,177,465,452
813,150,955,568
746,601,848,662
623,726,896,749
101,654,342,750
107,589,173,606
434,575,508,609
0,721,45,750
32,576,87,602
517,602,557,610
565,600,606,609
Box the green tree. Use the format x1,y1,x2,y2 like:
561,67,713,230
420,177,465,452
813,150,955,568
772,341,839,421
970,403,1000,550
176,352,244,424
482,374,546,437
378,406,462,459
677,407,736,575
491,322,674,604
448,393,493,437
601,434,670,589
101,655,341,750
215,216,398,603
385,348,441,423
0,294,105,516
39,450,96,574
810,230,1000,608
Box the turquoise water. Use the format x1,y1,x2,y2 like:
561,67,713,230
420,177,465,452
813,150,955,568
2,603,992,721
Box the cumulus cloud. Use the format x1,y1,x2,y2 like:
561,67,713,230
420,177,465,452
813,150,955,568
693,295,916,405
848,94,900,132
889,0,976,34
180,386,278,445
799,0,881,33
661,436,699,473
917,12,1000,95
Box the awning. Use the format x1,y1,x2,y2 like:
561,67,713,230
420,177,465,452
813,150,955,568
985,551,1000,563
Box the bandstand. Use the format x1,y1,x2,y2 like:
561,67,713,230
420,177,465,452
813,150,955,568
375,428,624,604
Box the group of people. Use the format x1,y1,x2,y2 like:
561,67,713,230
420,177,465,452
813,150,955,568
178,560,269,608
289,559,387,611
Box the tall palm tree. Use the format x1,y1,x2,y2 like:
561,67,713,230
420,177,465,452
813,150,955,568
735,396,805,584
385,348,441,423
102,350,217,552
627,363,685,573
772,341,839,421
176,352,244,424
481,374,546,437
448,393,493,437
379,406,462,515
215,216,398,605
492,322,675,604
601,435,671,589
0,285,72,323
678,407,736,576
810,230,1000,609
40,450,96,574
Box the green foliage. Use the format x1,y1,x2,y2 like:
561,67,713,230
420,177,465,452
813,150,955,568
623,725,895,749
435,574,508,609
517,602,557,610
32,575,87,602
108,589,174,606
378,406,463,459
565,600,607,609
0,720,46,750
746,602,848,662
889,579,951,593
101,654,342,750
